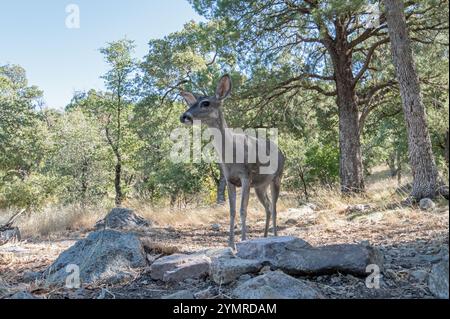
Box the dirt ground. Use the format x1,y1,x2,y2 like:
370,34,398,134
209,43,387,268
0,197,448,299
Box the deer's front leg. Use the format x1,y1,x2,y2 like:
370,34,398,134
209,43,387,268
240,178,250,241
227,183,237,249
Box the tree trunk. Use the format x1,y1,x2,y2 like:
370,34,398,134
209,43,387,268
445,129,449,167
397,149,402,185
216,166,227,204
387,152,397,177
384,0,439,200
327,33,365,193
114,157,123,206
336,84,365,193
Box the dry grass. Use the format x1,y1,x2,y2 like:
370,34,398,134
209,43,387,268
0,166,446,240
141,238,180,255
0,166,447,299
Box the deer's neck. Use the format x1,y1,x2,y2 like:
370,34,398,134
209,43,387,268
207,109,233,163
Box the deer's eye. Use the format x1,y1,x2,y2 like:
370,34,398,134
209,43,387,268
201,101,210,107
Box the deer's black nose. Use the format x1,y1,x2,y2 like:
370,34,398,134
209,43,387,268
180,113,193,123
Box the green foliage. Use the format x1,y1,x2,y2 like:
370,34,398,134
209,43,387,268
0,1,448,210
45,110,111,205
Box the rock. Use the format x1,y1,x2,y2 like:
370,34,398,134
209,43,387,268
150,253,211,282
306,203,318,210
162,290,195,299
44,230,147,286
428,259,449,299
211,224,221,232
210,255,262,284
194,286,217,299
0,227,21,245
346,204,371,213
409,269,428,282
285,218,298,225
236,237,383,276
236,236,312,260
22,271,42,283
238,274,252,282
8,291,40,299
232,271,323,299
259,265,272,274
202,247,234,259
147,253,162,264
285,206,314,219
94,208,151,230
69,288,90,299
419,198,435,211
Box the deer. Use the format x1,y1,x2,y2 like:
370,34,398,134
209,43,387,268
180,74,285,249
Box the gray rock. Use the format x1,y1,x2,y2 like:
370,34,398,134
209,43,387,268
44,230,147,285
0,227,21,245
236,236,312,260
285,206,314,219
428,259,449,299
410,269,428,282
346,204,371,213
8,291,40,299
94,208,151,230
150,253,211,282
238,274,252,282
211,223,221,232
210,255,262,284
22,271,42,283
162,290,195,299
232,271,323,299
202,247,234,259
237,237,383,276
419,198,435,211
285,218,298,225
194,286,217,299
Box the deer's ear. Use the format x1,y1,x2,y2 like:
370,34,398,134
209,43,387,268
215,74,232,100
180,91,197,106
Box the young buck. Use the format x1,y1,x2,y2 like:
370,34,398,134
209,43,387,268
180,74,285,248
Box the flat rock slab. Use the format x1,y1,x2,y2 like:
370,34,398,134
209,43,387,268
236,236,383,276
236,236,312,260
232,271,323,299
210,256,262,284
428,258,449,299
44,230,147,286
150,253,211,282
95,208,151,230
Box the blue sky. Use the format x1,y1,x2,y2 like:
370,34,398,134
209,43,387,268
0,0,204,109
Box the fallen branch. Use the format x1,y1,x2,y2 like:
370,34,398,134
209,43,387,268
0,209,26,231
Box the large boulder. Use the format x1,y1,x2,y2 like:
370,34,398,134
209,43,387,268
236,236,383,276
94,208,151,230
428,258,449,299
44,230,147,286
150,253,211,282
232,271,323,299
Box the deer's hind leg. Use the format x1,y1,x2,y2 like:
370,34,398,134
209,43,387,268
270,177,281,236
255,185,272,237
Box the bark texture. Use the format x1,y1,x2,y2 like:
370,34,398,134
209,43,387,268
384,0,439,200
324,20,365,193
